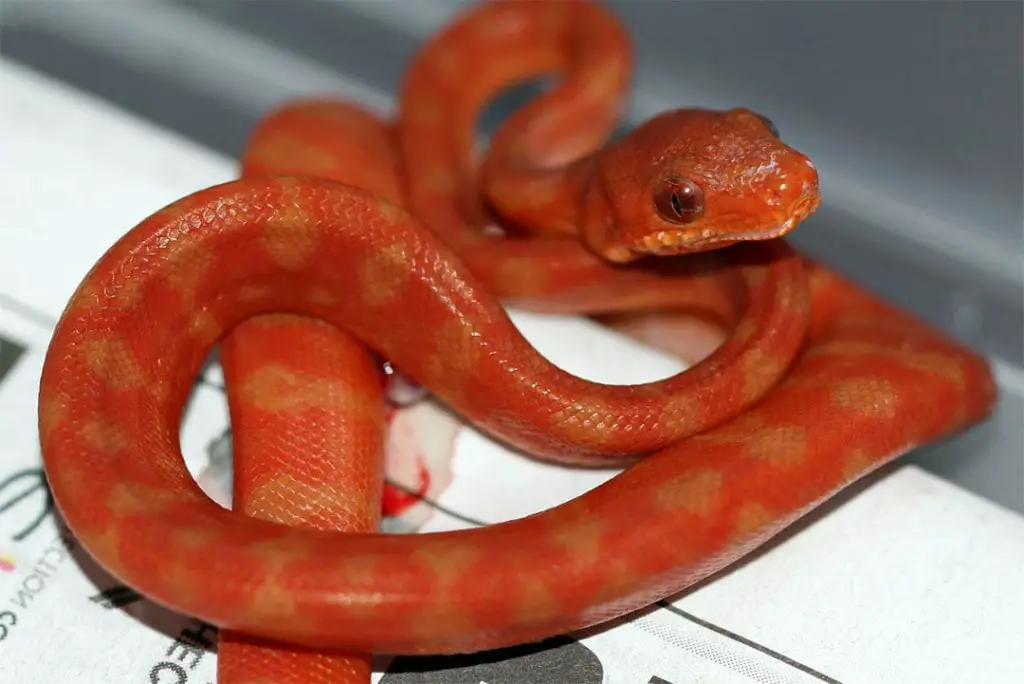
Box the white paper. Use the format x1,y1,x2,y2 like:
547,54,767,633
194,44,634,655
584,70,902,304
2,57,1022,684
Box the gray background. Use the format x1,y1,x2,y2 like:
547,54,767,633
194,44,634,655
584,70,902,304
2,0,1021,513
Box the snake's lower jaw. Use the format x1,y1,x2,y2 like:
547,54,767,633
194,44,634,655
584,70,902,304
700,221,796,248
638,196,823,256
630,224,785,257
638,229,699,254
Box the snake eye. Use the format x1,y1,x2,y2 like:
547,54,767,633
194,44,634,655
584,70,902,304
653,177,704,225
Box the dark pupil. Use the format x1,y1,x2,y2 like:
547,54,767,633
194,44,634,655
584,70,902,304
654,177,704,224
671,189,695,216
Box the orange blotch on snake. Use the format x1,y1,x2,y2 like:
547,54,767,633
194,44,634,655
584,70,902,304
80,419,130,455
189,310,222,347
336,555,386,595
412,542,483,590
259,186,319,269
509,578,565,628
739,347,789,403
79,338,150,390
551,398,615,431
77,276,145,312
163,245,215,309
106,483,186,523
806,343,966,424
740,425,808,467
905,354,969,424
422,355,469,409
404,605,479,650
427,318,483,384
175,524,225,552
733,502,776,539
243,536,322,580
902,353,967,393
829,376,899,420
654,394,701,435
359,241,413,306
248,475,377,529
914,352,964,376
549,517,607,567
239,365,378,418
550,398,624,448
239,575,302,626
246,135,339,177
652,468,725,517
841,447,876,481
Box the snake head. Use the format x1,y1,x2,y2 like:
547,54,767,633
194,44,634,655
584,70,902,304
583,108,821,263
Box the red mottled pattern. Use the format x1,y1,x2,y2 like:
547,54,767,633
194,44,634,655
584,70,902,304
37,1,995,683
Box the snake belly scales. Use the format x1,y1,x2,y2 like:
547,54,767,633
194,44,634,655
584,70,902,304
37,1,996,682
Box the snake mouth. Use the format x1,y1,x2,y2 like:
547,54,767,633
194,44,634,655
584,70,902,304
634,196,821,256
632,221,790,256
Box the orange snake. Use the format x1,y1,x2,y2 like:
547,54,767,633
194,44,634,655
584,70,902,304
37,1,996,681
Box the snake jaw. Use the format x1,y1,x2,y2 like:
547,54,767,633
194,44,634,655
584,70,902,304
633,193,821,257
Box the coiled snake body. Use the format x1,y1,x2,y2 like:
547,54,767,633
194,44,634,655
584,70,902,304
38,1,995,681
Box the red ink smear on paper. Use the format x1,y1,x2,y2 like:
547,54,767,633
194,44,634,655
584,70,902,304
382,456,431,518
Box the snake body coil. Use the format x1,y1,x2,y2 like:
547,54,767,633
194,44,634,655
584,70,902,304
38,1,996,682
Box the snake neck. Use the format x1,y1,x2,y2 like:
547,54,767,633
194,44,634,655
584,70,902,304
479,154,596,239
397,0,631,250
